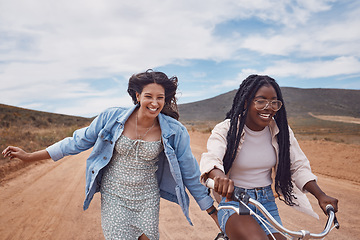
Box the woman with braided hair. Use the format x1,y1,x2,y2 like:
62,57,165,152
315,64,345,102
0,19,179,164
200,74,338,240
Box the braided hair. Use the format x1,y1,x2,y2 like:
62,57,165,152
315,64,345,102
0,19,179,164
224,74,295,206
127,69,179,120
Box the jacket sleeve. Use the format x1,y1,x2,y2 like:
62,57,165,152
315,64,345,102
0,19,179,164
174,125,214,211
199,120,230,182
46,111,108,161
289,126,317,192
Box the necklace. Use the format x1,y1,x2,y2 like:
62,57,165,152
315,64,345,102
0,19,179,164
135,112,155,140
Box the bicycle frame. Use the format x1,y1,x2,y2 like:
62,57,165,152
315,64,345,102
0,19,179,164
205,178,339,240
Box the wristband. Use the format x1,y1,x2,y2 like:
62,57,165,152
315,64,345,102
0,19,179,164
208,207,216,215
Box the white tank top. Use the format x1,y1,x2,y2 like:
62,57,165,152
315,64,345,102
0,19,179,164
229,125,276,189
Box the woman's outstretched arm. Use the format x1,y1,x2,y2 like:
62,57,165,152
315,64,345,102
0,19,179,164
2,146,50,162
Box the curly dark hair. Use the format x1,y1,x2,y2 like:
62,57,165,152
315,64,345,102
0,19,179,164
127,69,179,120
224,74,295,206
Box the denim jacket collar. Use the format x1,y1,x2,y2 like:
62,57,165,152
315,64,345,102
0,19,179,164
158,113,176,138
116,105,137,124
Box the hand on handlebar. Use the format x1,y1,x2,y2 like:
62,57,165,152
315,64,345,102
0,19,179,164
212,176,235,202
318,194,339,215
303,180,339,216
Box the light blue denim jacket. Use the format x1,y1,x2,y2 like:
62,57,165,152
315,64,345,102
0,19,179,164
46,105,213,225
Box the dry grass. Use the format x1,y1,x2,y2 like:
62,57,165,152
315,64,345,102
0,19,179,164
0,104,92,181
0,125,89,180
288,116,360,145
182,121,218,134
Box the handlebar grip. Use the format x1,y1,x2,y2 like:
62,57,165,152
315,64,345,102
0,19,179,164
205,178,215,189
205,178,249,202
326,204,334,214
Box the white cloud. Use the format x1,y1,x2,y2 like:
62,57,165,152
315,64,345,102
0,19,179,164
242,35,300,56
238,1,360,58
240,20,360,58
263,56,360,78
208,69,258,92
53,96,134,117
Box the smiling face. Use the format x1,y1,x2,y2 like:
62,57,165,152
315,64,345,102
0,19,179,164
245,84,279,131
136,83,165,119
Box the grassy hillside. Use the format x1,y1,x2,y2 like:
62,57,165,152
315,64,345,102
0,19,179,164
0,104,92,180
281,87,360,117
179,87,360,144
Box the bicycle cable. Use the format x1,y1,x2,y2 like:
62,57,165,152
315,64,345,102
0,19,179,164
237,200,290,240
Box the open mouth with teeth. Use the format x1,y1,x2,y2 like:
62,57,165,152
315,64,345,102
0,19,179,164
259,113,272,120
147,107,158,112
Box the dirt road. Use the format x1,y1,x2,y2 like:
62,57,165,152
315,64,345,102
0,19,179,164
0,132,359,239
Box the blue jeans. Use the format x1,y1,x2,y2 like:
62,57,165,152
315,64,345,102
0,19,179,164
217,185,282,236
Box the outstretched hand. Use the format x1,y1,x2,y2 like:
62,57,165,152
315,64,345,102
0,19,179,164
2,146,30,161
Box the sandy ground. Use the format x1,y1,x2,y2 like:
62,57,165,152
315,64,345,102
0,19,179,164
0,131,359,240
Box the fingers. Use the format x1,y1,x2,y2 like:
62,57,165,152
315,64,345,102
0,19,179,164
226,183,234,201
2,146,11,157
213,176,234,201
319,196,339,214
334,202,339,213
324,198,338,213
2,146,19,159
329,198,339,213
2,146,10,155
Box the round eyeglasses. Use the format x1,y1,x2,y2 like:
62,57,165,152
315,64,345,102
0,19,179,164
253,99,282,111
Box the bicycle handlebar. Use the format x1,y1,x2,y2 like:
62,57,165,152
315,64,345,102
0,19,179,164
205,178,339,239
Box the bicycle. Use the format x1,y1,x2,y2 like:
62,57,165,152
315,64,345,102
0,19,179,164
205,178,339,240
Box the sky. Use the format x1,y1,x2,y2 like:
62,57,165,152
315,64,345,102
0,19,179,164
1,0,360,117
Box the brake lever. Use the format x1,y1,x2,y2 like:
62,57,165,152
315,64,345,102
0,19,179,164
232,188,251,215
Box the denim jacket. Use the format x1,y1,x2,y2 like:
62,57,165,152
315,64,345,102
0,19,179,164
46,105,214,225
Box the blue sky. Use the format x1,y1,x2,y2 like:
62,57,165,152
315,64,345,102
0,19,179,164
1,0,360,117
